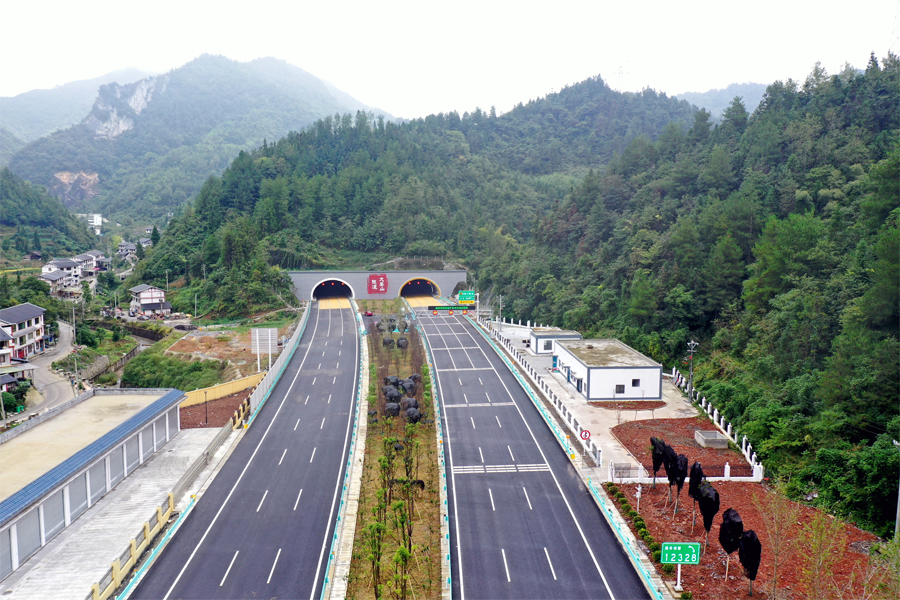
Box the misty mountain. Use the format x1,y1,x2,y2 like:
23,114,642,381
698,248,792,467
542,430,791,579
0,68,152,142
6,55,393,224
0,127,26,166
674,82,767,119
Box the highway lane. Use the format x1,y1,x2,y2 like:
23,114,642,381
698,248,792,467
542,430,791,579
415,309,649,600
132,301,359,600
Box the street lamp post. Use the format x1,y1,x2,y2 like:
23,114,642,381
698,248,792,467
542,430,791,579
204,390,208,426
894,440,900,539
687,340,699,401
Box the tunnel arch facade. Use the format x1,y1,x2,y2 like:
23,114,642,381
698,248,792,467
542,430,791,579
288,271,466,301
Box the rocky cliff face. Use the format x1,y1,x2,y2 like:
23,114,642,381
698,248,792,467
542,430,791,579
51,171,100,207
83,75,168,139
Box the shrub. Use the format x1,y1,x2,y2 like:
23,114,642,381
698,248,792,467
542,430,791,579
643,533,654,545
621,502,632,512
607,483,619,494
649,542,661,552
633,517,645,527
680,592,693,600
628,510,639,518
636,526,648,538
662,564,675,575
652,550,661,563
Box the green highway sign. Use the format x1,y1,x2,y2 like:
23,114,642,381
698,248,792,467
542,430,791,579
459,290,475,304
660,542,701,565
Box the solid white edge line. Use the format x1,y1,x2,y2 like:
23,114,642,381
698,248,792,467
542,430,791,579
489,489,495,511
429,322,466,598
294,488,303,511
278,449,287,465
256,490,268,512
308,305,359,599
219,550,239,587
160,304,323,600
544,547,557,581
523,487,533,510
501,548,510,582
267,548,282,584
310,447,317,462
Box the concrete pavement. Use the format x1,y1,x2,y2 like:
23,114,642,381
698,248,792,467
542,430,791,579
0,427,231,600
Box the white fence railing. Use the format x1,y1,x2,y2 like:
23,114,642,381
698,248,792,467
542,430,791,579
247,305,311,420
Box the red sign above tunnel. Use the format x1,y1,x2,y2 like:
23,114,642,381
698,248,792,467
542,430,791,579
368,274,388,294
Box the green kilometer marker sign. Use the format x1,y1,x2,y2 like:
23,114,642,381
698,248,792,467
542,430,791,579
660,542,701,564
458,290,475,304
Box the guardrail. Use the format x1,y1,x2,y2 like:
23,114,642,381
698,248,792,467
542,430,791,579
247,304,310,422
585,478,666,600
87,493,175,600
416,317,453,598
320,301,365,599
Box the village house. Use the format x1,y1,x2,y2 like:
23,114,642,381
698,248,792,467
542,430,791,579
138,237,152,248
41,258,82,288
129,284,171,316
0,303,46,360
36,270,68,296
117,241,137,259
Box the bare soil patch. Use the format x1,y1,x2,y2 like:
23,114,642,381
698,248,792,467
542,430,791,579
611,481,880,600
179,389,251,429
613,416,753,477
590,400,667,411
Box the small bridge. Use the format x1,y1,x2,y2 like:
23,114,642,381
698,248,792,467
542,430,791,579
288,270,467,300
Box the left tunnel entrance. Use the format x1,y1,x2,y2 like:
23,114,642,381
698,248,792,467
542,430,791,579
313,280,353,299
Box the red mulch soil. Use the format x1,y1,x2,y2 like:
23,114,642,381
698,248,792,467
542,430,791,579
611,481,879,600
613,416,753,477
180,389,252,429
589,400,667,411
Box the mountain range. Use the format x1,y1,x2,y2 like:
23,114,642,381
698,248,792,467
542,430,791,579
5,55,393,226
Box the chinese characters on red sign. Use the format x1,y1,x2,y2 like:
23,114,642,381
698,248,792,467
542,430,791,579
368,273,388,294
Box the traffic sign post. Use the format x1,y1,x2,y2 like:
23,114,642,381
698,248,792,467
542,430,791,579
458,290,475,304
661,542,700,591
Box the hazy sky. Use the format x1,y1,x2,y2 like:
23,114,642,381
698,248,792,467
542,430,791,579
3,0,897,118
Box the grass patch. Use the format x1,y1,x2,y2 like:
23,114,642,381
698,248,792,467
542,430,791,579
52,327,137,373
122,331,227,390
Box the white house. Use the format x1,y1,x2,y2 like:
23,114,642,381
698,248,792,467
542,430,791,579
41,258,82,287
552,339,662,401
117,242,137,259
37,270,67,296
138,237,152,248
129,285,171,315
0,303,46,360
529,327,582,355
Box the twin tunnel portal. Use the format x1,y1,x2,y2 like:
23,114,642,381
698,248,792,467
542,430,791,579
312,277,437,300
290,269,467,302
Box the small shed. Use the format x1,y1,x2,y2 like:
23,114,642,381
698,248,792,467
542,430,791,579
529,327,582,354
553,339,662,401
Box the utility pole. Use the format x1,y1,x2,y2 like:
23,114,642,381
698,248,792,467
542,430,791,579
204,390,208,426
894,440,900,539
165,269,169,292
202,264,206,281
687,339,699,401
498,295,503,333
194,293,197,318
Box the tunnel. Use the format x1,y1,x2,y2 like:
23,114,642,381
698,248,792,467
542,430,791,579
312,279,353,299
399,278,439,297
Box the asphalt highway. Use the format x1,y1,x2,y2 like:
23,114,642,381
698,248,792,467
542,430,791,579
131,302,359,600
415,310,650,600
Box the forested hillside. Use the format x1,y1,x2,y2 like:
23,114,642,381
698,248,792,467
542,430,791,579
130,54,897,534
0,67,150,142
478,53,899,535
674,82,768,119
6,55,391,225
0,167,95,257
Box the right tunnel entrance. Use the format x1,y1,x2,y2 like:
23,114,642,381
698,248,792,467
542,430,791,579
399,278,439,298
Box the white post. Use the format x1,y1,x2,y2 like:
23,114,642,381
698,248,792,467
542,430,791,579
675,563,683,592
724,462,731,480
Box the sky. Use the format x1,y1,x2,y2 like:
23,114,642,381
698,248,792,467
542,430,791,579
3,0,898,118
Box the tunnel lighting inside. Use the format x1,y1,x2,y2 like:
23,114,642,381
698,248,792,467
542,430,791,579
313,280,352,299
399,279,437,297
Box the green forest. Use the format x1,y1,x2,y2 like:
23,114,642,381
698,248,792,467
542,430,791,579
124,54,898,535
0,167,96,257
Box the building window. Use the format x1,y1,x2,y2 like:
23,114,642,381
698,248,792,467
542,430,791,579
632,379,640,387
615,384,625,394
543,340,552,350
